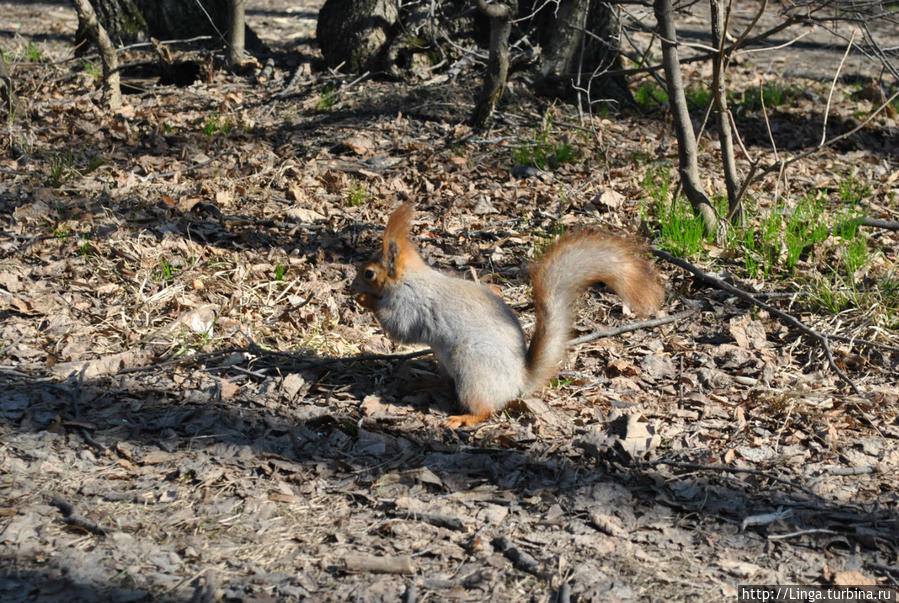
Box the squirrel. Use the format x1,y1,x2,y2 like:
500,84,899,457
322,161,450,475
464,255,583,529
354,203,665,428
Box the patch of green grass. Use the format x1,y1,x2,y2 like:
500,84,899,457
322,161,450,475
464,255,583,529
201,109,232,136
274,263,287,282
155,258,177,282
315,84,338,112
633,82,669,110
735,83,794,112
82,60,101,81
77,234,100,259
729,190,888,320
685,85,711,110
84,154,105,173
632,82,712,111
48,150,77,187
171,319,217,357
738,193,829,277
837,171,871,204
783,192,829,270
804,234,876,315
23,42,45,63
205,256,232,270
512,111,577,170
345,180,369,207
550,376,574,389
641,166,708,257
843,234,869,276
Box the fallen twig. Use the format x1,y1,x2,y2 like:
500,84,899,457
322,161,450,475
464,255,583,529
569,307,698,345
742,507,792,530
834,216,899,234
49,496,108,536
767,528,839,540
343,553,415,575
822,465,876,476
492,535,545,578
652,248,861,395
823,333,899,353
275,63,308,99
393,511,466,532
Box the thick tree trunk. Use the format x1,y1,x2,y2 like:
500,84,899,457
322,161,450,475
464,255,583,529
314,0,628,103
79,0,265,53
532,1,631,105
316,0,399,72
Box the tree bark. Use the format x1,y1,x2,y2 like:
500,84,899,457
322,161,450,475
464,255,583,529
710,0,743,225
0,53,17,118
533,1,631,105
227,0,246,68
80,0,265,54
71,0,122,110
316,0,399,72
653,0,717,236
314,0,628,104
472,0,516,127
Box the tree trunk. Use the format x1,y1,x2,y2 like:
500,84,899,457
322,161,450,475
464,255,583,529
314,0,629,104
227,0,246,68
0,53,17,118
710,0,743,225
78,0,265,54
653,0,718,237
532,1,631,105
472,0,516,127
71,0,122,110
316,0,399,72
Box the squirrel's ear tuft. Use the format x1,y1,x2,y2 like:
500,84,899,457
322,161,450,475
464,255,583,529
385,240,400,278
381,203,422,279
382,203,414,256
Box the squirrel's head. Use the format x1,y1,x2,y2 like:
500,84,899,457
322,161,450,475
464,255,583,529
353,260,388,310
353,203,421,311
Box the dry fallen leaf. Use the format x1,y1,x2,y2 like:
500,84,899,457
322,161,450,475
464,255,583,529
832,570,877,586
343,134,375,156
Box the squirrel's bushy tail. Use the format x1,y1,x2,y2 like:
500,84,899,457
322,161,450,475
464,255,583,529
524,230,664,391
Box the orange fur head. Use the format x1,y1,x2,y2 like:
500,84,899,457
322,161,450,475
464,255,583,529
353,203,423,310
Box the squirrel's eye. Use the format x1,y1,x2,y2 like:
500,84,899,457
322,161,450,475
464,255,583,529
364,268,376,280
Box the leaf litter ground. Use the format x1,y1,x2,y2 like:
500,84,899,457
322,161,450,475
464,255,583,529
0,1,897,601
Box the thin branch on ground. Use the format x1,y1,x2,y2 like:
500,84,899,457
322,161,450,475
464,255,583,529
49,496,109,536
823,333,899,353
569,308,698,345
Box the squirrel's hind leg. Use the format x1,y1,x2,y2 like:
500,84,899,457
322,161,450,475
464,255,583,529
445,397,494,429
